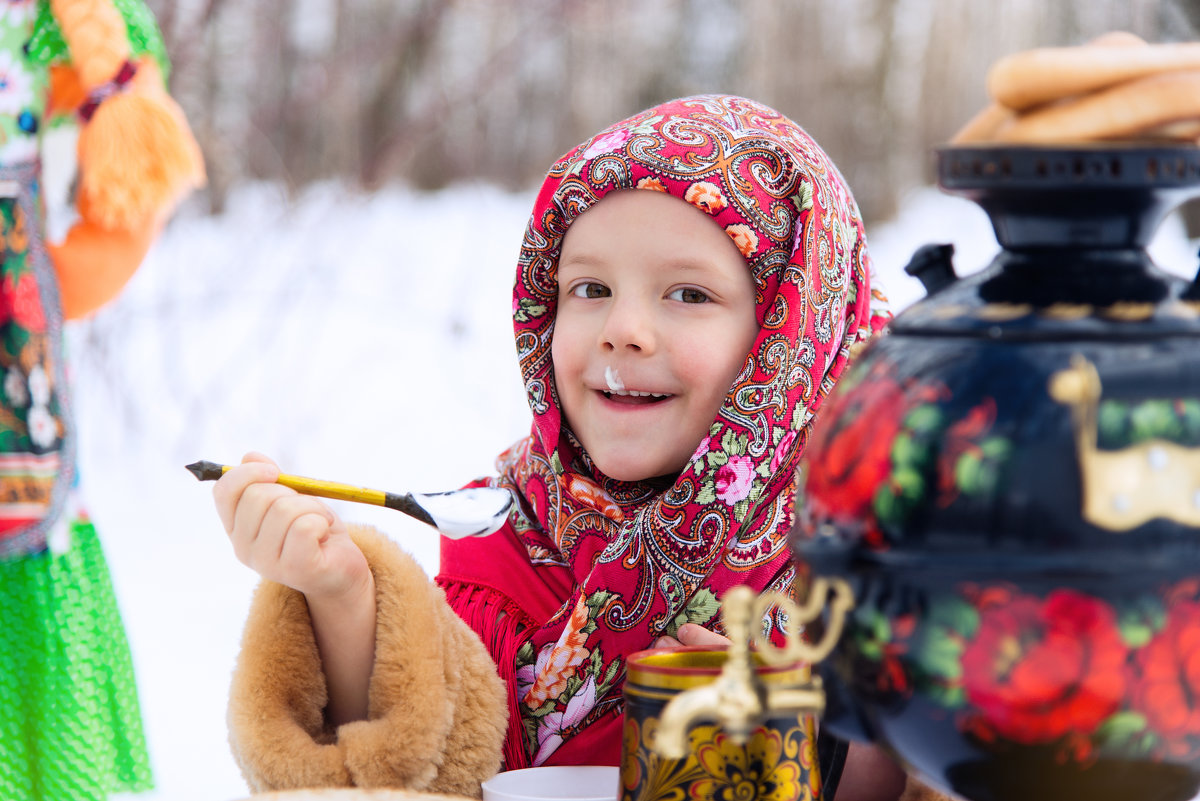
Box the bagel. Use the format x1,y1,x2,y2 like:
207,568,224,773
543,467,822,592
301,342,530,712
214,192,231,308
988,40,1200,111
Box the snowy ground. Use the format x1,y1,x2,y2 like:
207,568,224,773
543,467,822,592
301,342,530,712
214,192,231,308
68,181,1195,801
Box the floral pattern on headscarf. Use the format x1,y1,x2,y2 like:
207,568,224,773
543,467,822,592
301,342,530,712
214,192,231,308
495,94,890,763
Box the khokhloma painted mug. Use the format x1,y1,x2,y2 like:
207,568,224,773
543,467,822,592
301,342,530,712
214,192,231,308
621,646,821,801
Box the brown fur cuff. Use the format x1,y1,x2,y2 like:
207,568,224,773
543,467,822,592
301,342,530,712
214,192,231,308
227,525,507,797
899,775,958,801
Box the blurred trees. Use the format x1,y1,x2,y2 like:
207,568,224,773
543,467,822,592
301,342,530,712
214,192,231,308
150,0,1197,224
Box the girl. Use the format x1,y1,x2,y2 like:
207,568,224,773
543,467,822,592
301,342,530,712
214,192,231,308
215,94,894,798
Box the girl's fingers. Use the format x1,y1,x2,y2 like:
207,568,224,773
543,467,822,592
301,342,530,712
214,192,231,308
228,482,293,565
260,494,334,565
213,458,281,534
652,624,733,650
675,623,731,647
276,510,341,587
214,452,345,590
240,451,278,468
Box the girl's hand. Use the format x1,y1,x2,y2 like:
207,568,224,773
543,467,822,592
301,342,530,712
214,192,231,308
215,452,377,725
654,623,731,649
213,452,371,604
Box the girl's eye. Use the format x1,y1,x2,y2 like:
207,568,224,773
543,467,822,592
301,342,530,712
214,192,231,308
570,282,610,299
669,287,711,304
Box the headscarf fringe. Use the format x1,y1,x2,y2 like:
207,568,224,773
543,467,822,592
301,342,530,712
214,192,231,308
439,579,534,770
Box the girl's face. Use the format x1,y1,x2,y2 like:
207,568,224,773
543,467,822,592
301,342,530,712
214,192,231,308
551,189,759,482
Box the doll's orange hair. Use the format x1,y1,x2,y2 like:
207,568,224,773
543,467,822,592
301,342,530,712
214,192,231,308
43,0,205,318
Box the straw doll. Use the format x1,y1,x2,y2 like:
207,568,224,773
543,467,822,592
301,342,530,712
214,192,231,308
0,1,203,799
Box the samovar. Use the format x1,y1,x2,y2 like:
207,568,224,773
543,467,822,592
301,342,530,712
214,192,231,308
657,143,1200,801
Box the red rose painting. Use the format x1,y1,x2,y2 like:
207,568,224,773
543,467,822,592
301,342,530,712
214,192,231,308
804,375,906,523
962,589,1128,744
1131,599,1200,751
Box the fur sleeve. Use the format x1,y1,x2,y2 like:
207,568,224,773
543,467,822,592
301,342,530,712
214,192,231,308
899,776,958,801
227,525,507,798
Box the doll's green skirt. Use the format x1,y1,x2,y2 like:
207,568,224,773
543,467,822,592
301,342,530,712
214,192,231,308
0,520,153,800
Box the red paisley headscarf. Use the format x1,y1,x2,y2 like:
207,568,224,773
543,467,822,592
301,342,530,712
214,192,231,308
441,94,889,768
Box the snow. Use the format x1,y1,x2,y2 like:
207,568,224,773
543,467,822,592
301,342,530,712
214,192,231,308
72,182,1194,801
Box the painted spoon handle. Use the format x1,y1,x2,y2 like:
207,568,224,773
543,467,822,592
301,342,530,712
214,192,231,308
185,460,511,538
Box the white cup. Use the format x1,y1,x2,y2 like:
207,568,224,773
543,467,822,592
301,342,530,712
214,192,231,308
481,765,620,801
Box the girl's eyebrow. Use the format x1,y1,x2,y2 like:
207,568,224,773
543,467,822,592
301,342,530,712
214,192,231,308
665,259,715,272
559,249,740,277
559,252,598,263
558,252,606,270
661,257,744,280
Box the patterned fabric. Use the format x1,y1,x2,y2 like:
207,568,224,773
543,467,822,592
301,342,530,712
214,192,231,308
0,164,73,559
0,11,73,557
0,516,154,800
483,95,890,766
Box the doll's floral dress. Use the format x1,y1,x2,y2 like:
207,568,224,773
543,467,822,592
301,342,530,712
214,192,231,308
0,2,165,799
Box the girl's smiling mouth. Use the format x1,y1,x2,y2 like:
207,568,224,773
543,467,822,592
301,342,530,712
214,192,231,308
600,389,672,405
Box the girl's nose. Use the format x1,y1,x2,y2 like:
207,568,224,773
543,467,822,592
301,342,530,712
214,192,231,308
600,299,655,353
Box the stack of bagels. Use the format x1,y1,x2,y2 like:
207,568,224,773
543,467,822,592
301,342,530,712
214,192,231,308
953,32,1200,145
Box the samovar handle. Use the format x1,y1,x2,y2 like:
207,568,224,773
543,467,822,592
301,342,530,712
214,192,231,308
904,242,958,296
